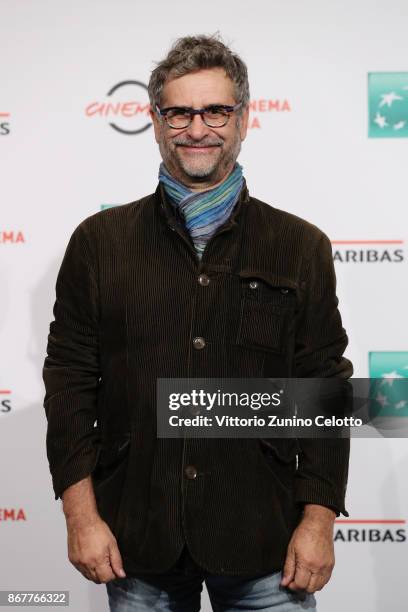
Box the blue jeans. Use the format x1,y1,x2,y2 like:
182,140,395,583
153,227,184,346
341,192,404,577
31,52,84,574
106,549,317,611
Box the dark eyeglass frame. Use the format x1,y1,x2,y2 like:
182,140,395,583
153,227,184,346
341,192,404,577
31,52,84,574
155,102,242,129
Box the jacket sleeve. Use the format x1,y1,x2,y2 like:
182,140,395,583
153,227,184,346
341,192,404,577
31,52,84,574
42,223,101,501
293,231,353,517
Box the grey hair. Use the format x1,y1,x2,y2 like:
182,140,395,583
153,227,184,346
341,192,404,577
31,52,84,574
148,33,250,113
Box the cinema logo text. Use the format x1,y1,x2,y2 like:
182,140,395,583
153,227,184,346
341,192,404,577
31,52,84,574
0,390,12,413
85,81,152,135
0,112,10,135
334,519,406,543
0,508,26,521
247,98,291,129
331,239,404,263
0,231,25,245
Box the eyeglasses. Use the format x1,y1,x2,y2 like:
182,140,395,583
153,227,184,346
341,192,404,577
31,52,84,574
155,103,242,129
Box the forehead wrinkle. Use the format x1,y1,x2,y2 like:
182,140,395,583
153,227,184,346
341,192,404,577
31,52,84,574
160,69,236,109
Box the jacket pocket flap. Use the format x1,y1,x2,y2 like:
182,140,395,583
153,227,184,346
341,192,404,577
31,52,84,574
237,270,299,292
97,434,131,469
258,437,301,462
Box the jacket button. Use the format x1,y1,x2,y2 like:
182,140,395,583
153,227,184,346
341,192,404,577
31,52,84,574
280,288,289,294
249,281,258,289
185,465,197,479
198,273,210,286
193,337,206,349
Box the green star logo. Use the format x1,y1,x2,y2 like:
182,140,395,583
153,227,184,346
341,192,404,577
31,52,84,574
369,352,408,417
368,73,408,138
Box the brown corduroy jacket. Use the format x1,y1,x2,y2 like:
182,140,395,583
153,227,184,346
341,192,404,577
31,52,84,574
42,180,353,577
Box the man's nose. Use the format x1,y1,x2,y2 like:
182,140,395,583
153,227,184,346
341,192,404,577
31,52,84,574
186,113,211,140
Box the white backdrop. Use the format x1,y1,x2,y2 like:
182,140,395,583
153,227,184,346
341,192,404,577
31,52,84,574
1,1,407,610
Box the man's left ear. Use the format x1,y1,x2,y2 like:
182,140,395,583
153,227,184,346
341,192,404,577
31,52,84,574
239,105,250,141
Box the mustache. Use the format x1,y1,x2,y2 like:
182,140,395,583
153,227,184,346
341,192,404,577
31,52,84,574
172,138,223,147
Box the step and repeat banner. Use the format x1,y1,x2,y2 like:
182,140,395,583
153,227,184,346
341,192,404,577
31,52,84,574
1,1,407,610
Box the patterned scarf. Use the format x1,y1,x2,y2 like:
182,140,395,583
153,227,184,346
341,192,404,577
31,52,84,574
158,161,244,260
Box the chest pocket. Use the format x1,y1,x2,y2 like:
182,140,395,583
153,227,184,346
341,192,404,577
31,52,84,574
235,271,298,354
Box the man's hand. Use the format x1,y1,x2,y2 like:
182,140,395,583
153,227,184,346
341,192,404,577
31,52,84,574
67,515,126,584
62,476,126,584
280,504,336,594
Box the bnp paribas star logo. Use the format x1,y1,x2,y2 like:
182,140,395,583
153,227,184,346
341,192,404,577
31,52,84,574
369,352,408,417
368,73,408,138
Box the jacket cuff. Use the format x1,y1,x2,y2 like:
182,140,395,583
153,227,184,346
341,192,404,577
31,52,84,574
52,445,101,501
294,478,350,518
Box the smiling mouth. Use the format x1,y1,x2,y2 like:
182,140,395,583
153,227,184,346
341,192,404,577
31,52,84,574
178,145,220,152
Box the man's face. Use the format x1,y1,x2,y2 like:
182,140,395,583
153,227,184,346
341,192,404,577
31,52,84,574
150,67,249,189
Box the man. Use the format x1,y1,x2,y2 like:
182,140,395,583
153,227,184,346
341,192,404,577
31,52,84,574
43,34,353,611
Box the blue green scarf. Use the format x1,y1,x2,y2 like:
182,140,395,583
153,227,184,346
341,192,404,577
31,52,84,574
158,162,244,260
